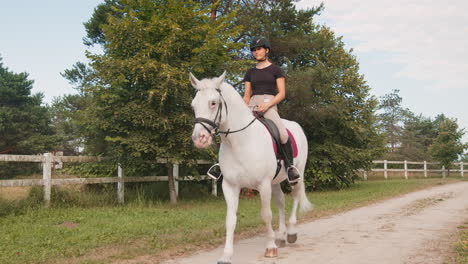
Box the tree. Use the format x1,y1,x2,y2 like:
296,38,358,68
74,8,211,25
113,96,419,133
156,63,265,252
0,56,56,155
80,0,246,203
75,0,386,190
397,113,438,161
49,94,90,155
281,26,385,188
429,118,467,175
377,89,411,153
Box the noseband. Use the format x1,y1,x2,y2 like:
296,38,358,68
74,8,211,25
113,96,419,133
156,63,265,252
194,88,256,137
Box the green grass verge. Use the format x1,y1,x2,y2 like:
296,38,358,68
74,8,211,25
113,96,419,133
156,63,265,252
0,178,462,264
446,221,468,264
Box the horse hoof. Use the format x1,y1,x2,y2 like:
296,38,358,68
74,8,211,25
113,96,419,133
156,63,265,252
275,239,286,248
264,247,278,258
287,233,297,244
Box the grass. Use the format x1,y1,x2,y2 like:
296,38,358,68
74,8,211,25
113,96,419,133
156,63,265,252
0,178,463,264
445,221,468,264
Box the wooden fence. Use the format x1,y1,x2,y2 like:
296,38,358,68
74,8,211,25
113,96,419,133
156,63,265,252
362,160,466,180
2,154,466,206
0,153,216,207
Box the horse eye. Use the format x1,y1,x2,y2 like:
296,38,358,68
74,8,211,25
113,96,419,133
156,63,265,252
210,101,217,107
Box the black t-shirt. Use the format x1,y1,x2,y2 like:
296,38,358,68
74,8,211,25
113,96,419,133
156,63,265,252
243,64,285,96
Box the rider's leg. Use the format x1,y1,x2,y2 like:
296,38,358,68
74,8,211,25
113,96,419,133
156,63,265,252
263,105,300,185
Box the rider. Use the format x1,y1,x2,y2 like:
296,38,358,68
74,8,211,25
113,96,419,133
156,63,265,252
243,36,300,184
207,36,300,185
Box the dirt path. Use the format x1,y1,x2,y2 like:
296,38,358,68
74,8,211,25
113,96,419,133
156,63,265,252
162,182,468,264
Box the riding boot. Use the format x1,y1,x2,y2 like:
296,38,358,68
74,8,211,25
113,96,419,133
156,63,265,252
207,163,222,181
281,138,300,185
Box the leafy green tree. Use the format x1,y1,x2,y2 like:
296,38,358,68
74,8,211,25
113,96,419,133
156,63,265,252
429,118,467,175
397,113,438,161
49,94,90,155
0,57,56,155
378,89,411,153
281,26,385,188
83,0,322,79
83,0,245,155
77,0,385,190
79,0,247,202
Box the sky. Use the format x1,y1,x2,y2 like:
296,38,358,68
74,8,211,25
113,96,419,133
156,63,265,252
1,0,467,143
295,0,468,143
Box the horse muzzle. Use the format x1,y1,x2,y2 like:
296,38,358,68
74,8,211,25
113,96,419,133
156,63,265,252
192,128,213,148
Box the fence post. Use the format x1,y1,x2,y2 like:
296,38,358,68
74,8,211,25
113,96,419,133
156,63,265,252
173,163,179,197
211,180,217,196
363,170,367,181
42,153,52,208
404,160,408,179
384,160,388,180
117,165,124,204
461,162,464,178
442,165,446,178
424,161,427,178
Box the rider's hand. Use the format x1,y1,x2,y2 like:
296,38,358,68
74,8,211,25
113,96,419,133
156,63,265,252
257,102,272,112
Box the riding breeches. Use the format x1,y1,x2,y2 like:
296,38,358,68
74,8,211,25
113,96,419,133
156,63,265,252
248,94,288,144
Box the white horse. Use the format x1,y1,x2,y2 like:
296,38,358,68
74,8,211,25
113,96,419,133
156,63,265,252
190,72,313,264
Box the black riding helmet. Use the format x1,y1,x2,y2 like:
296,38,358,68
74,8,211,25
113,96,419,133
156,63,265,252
250,36,271,51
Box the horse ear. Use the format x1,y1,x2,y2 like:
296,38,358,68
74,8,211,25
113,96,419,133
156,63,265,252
189,72,200,89
216,71,227,87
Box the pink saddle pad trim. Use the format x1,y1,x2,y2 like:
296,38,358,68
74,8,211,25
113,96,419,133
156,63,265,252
272,129,298,159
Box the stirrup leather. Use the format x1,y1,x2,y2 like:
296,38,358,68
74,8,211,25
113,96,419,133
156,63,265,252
207,163,222,180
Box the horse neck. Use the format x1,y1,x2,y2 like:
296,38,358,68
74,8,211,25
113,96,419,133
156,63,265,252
217,84,256,143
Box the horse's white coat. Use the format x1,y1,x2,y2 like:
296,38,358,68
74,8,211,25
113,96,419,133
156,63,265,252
190,72,313,264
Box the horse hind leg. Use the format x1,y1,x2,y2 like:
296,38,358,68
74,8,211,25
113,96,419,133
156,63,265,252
272,183,287,248
287,179,313,244
217,182,240,264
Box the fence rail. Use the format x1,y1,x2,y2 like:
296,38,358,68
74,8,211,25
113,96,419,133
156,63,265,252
2,154,466,206
0,153,216,207
362,160,466,180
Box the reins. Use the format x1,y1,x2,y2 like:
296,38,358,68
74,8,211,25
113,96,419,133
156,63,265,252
194,87,257,137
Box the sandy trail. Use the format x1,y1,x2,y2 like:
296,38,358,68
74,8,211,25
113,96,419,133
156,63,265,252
162,181,468,264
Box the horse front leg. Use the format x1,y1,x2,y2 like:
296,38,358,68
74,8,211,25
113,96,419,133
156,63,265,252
287,195,299,244
259,183,278,258
272,183,287,248
217,182,240,264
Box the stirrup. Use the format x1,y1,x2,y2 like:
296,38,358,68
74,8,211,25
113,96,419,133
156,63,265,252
287,166,301,185
207,163,222,181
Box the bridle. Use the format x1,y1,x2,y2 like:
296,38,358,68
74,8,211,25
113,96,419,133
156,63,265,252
194,87,257,137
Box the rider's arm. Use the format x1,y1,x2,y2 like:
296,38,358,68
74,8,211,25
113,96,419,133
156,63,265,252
243,81,252,105
272,77,286,105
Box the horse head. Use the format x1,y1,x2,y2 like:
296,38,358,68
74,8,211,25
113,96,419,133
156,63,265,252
190,71,227,148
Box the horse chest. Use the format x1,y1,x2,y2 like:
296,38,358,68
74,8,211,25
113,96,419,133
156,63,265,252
219,142,277,186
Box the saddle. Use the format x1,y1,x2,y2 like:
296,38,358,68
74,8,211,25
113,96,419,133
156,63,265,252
253,112,298,160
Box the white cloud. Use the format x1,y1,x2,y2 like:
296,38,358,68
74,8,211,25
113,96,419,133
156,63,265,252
296,0,468,143
296,0,468,90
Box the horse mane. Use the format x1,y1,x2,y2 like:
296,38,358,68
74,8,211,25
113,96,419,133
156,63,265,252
218,81,253,117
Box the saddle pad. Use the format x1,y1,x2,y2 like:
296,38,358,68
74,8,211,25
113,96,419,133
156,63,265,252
271,129,298,159
261,124,298,159
253,111,298,159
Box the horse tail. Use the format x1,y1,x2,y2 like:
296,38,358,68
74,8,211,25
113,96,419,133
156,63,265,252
293,180,314,214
